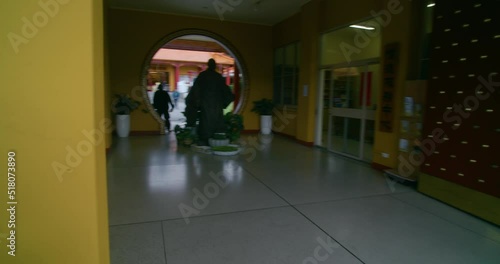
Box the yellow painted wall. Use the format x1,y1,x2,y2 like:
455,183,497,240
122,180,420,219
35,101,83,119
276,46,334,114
273,107,298,137
107,8,273,132
296,0,321,142
104,1,112,149
273,13,301,47
0,1,109,264
372,0,416,168
318,0,383,31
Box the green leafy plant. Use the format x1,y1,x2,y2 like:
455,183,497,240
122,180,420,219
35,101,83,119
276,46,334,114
112,94,141,115
224,112,244,142
174,125,197,146
251,98,275,115
211,146,239,152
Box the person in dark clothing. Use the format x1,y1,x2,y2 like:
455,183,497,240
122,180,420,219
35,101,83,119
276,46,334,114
185,59,234,145
153,83,175,132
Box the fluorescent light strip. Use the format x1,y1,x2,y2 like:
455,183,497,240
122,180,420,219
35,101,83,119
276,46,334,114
427,3,436,7
349,25,375,30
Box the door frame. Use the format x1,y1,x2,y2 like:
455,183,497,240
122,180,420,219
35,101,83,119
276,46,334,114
315,58,379,161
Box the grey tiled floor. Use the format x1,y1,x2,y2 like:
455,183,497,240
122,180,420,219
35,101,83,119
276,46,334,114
107,135,500,264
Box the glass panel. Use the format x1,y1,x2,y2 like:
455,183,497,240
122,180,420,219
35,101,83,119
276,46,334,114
321,69,332,147
363,119,375,161
333,67,363,109
321,18,381,65
283,75,294,105
274,43,299,106
273,47,284,104
273,75,282,104
285,44,296,66
330,116,361,157
274,47,284,66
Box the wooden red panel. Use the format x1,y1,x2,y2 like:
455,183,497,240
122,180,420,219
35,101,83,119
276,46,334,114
422,0,500,198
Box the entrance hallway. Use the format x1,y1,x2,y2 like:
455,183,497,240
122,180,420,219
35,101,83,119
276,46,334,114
107,136,500,264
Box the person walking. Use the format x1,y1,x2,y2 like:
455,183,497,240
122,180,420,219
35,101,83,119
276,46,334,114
153,83,175,132
172,90,180,108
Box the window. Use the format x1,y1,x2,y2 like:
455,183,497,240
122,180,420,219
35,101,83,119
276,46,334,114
320,18,381,66
274,42,300,106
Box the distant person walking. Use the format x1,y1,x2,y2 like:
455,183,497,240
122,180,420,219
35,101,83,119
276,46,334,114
172,90,180,108
185,59,234,145
153,83,175,132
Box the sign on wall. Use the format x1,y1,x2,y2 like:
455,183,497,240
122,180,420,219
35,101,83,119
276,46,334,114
379,42,400,132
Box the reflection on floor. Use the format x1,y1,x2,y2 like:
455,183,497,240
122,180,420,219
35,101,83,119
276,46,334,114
107,135,500,264
320,131,374,161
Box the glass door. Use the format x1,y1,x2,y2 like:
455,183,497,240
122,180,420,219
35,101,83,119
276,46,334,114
317,69,333,148
319,62,378,161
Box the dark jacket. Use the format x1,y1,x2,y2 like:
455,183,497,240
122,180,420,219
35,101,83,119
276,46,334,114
153,89,172,111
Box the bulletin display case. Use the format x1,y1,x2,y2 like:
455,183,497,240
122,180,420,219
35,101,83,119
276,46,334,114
385,80,427,182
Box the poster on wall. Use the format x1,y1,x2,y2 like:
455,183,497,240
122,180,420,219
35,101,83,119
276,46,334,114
379,42,400,133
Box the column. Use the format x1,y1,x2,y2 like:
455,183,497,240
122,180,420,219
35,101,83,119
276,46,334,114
233,65,240,108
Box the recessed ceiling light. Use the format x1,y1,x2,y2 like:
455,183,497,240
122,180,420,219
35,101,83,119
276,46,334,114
427,3,436,7
349,25,375,30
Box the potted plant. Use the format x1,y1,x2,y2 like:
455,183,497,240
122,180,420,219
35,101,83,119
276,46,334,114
224,112,244,143
251,98,275,135
209,133,230,147
174,125,197,146
112,94,140,137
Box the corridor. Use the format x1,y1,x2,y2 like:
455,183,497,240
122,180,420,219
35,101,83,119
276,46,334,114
107,135,500,264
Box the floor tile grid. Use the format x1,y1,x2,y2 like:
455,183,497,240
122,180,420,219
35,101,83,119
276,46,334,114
160,222,168,264
389,193,500,245
109,204,294,228
239,166,367,264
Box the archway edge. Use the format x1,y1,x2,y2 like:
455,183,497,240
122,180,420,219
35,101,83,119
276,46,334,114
140,29,250,134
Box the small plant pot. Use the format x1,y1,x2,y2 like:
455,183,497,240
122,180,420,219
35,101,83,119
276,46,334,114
183,138,194,146
116,115,130,137
209,138,230,147
260,115,273,135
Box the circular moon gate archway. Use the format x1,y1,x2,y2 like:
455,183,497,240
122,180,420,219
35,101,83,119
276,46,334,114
141,29,250,134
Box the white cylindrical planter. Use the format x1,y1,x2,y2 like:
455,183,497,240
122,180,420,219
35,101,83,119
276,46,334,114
260,115,273,135
116,115,131,138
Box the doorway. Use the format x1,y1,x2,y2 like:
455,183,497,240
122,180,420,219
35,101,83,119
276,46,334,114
317,61,379,161
141,30,249,134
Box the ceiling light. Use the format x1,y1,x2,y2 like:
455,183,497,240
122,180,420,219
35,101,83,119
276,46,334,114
427,3,435,7
349,25,375,30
